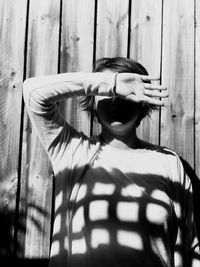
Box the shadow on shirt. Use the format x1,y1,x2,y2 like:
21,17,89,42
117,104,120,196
49,153,200,267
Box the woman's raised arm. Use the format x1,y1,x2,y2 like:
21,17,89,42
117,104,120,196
22,72,116,161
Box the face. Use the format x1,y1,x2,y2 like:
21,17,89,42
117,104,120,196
94,94,142,135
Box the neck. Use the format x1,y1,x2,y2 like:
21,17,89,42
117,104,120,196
100,127,140,150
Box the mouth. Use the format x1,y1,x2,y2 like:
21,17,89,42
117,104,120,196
96,97,141,127
110,112,128,124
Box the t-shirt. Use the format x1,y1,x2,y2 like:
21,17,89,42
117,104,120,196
23,74,200,267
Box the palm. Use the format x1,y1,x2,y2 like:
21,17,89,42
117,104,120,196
116,73,168,106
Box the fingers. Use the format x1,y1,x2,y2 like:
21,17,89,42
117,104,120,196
117,72,168,106
142,95,164,106
140,75,160,81
143,83,167,90
144,89,169,98
128,73,167,90
125,94,165,106
126,73,160,81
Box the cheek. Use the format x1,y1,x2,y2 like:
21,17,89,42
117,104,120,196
96,102,108,119
95,97,111,115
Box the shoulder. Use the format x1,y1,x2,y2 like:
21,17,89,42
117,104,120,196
138,139,178,157
138,140,183,176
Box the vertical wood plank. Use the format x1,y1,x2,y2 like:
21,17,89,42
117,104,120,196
20,0,60,257
195,0,200,177
60,0,95,135
96,0,129,58
129,0,163,145
93,0,129,134
161,0,195,166
0,0,27,256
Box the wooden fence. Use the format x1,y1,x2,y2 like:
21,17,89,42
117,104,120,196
0,0,200,262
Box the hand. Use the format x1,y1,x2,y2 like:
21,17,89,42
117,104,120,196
115,73,168,106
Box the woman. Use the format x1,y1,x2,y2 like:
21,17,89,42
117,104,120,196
23,57,200,267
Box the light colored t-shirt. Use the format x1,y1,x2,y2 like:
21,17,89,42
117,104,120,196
23,75,200,267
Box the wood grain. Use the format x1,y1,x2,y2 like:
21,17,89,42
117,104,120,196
96,0,129,58
195,0,200,177
161,0,195,166
19,0,60,257
0,0,27,256
60,0,95,135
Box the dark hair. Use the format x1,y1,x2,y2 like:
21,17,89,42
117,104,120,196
80,57,158,127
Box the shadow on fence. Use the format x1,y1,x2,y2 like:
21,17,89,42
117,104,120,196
0,256,49,267
0,198,50,267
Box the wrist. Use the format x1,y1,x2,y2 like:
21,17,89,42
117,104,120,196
84,72,116,96
113,72,119,96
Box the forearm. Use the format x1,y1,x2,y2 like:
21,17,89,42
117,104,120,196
23,72,115,112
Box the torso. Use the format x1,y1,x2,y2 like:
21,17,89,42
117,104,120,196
68,144,177,267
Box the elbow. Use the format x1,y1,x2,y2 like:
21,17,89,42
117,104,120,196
23,76,41,100
22,77,41,107
23,77,50,111
23,78,32,105
23,77,35,94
